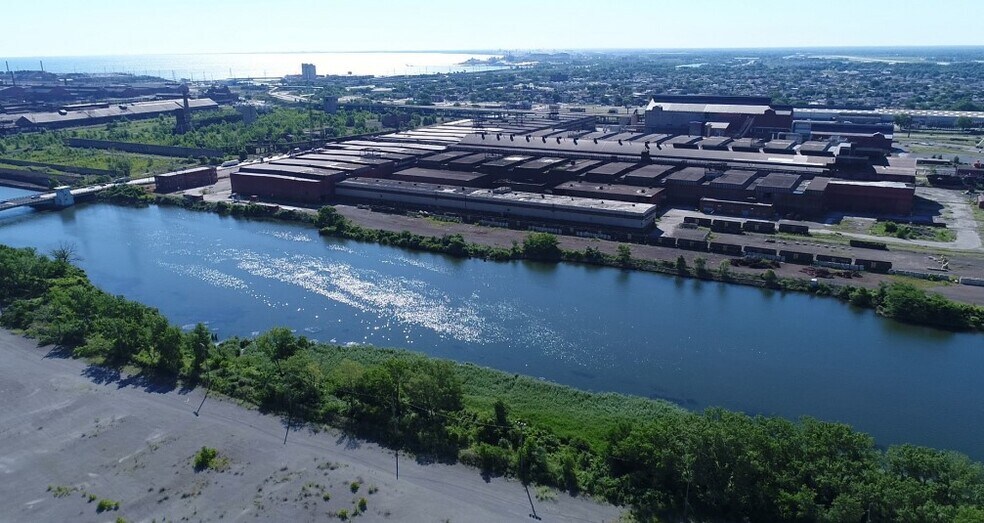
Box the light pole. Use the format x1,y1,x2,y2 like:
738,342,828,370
195,343,212,416
518,422,541,520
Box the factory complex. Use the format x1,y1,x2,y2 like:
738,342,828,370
220,98,916,241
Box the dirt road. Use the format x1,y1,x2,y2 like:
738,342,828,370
0,330,620,522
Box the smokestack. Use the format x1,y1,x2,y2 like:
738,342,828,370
5,61,14,86
39,60,44,73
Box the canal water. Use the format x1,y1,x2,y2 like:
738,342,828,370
1,202,982,459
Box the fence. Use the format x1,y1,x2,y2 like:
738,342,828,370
67,138,223,159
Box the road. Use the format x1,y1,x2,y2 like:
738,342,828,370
0,330,620,522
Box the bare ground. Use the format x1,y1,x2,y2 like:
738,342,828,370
0,330,621,523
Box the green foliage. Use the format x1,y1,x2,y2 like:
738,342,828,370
4,245,984,520
693,256,708,277
97,184,154,206
193,446,219,471
522,232,562,261
878,283,981,330
675,255,688,275
615,244,632,267
191,446,229,471
96,499,120,512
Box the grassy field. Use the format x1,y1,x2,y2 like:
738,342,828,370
0,144,195,177
897,130,984,159
303,344,678,451
869,220,956,242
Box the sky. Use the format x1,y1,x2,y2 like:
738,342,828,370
3,0,983,57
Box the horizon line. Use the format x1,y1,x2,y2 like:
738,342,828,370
5,44,984,60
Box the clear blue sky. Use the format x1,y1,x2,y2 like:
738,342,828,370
3,0,982,57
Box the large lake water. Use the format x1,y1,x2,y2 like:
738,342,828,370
1,200,982,459
3,52,502,81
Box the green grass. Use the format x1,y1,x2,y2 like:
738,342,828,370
0,144,194,177
888,274,955,290
869,221,956,242
307,344,678,451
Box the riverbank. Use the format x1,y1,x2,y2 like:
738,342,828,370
96,185,984,332
2,244,984,521
0,329,619,522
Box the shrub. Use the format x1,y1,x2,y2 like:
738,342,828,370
193,446,218,471
522,232,561,261
96,499,120,512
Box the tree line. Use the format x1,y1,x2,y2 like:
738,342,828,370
2,243,983,521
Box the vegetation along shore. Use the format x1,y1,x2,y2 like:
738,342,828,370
3,237,984,521
97,184,984,333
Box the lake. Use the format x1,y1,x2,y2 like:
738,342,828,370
3,52,503,81
1,202,982,459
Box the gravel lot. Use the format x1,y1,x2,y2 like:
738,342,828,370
0,330,620,523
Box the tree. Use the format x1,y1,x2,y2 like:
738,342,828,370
955,116,974,130
675,255,689,275
185,323,214,377
616,245,632,267
155,323,184,375
718,260,732,280
762,269,779,288
315,205,348,232
693,256,708,277
107,156,132,178
522,232,561,261
49,242,81,265
894,113,914,137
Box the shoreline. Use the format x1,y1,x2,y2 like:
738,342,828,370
2,242,983,520
102,186,983,331
0,328,619,522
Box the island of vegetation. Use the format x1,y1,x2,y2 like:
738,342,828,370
2,244,983,521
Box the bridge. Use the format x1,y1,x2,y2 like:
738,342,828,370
0,184,112,212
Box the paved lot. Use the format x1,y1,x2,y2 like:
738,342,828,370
0,330,620,523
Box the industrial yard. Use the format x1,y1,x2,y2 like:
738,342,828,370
130,95,981,299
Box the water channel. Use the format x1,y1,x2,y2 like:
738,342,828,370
1,194,981,459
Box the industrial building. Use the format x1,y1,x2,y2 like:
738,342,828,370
334,177,661,231
644,95,794,138
230,112,918,231
154,166,218,193
7,98,218,130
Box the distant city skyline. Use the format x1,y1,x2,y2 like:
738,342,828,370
3,0,983,57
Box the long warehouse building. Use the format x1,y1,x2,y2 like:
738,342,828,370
334,177,660,230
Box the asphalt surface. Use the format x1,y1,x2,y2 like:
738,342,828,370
0,330,620,522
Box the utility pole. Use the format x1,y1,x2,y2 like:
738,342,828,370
518,423,541,520
393,375,401,480
274,359,294,445
194,362,212,416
